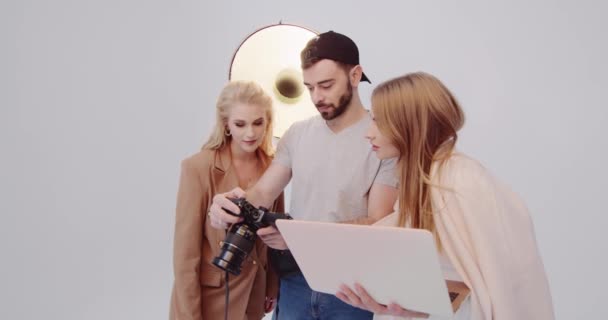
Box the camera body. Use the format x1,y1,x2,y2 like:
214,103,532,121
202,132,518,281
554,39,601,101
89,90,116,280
212,197,291,275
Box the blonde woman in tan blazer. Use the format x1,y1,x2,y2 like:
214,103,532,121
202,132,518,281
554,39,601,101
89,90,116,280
169,81,284,320
336,72,554,319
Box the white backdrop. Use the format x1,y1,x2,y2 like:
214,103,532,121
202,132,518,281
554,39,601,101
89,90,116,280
1,1,606,319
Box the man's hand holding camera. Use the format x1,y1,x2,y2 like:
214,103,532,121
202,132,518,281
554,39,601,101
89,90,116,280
209,188,245,229
209,187,290,250
257,225,288,250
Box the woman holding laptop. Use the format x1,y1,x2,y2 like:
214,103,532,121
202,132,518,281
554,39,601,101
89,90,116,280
336,72,554,319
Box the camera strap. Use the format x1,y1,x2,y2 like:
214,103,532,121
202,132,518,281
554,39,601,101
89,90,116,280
224,271,229,320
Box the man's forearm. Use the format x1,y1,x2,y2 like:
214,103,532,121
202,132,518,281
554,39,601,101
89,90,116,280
246,187,277,209
341,215,380,225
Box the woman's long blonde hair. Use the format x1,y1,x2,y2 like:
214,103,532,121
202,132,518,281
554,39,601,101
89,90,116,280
371,72,465,232
202,81,275,157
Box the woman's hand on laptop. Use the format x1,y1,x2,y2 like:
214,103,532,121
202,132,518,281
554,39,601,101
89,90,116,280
336,283,429,318
257,226,288,250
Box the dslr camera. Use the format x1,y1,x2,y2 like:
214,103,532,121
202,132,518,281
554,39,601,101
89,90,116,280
212,197,292,275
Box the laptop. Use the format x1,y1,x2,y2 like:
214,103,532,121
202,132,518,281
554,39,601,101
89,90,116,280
275,219,456,318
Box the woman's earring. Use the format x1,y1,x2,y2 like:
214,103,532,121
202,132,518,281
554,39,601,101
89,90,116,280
225,128,231,136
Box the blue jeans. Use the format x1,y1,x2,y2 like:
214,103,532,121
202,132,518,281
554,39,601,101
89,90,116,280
273,273,373,320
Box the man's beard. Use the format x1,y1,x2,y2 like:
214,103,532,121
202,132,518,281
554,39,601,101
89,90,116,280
316,82,353,120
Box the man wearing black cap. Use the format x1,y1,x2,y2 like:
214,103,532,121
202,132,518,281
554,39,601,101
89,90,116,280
299,31,371,120
209,31,398,319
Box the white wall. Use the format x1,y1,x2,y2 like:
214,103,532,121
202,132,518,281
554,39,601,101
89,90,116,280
1,1,606,319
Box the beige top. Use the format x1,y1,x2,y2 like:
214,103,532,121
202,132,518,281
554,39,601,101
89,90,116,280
374,153,554,319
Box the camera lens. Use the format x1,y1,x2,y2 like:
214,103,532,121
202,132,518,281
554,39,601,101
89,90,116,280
212,224,257,275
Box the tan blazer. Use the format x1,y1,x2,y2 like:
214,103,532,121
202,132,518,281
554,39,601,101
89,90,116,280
169,147,284,320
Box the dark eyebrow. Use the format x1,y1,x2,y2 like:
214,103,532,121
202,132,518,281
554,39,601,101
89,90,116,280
303,79,334,87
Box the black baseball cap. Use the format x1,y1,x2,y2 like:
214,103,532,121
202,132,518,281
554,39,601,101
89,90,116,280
300,31,371,83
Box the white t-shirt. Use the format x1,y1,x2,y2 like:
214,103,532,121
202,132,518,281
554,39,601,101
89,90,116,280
273,114,397,222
